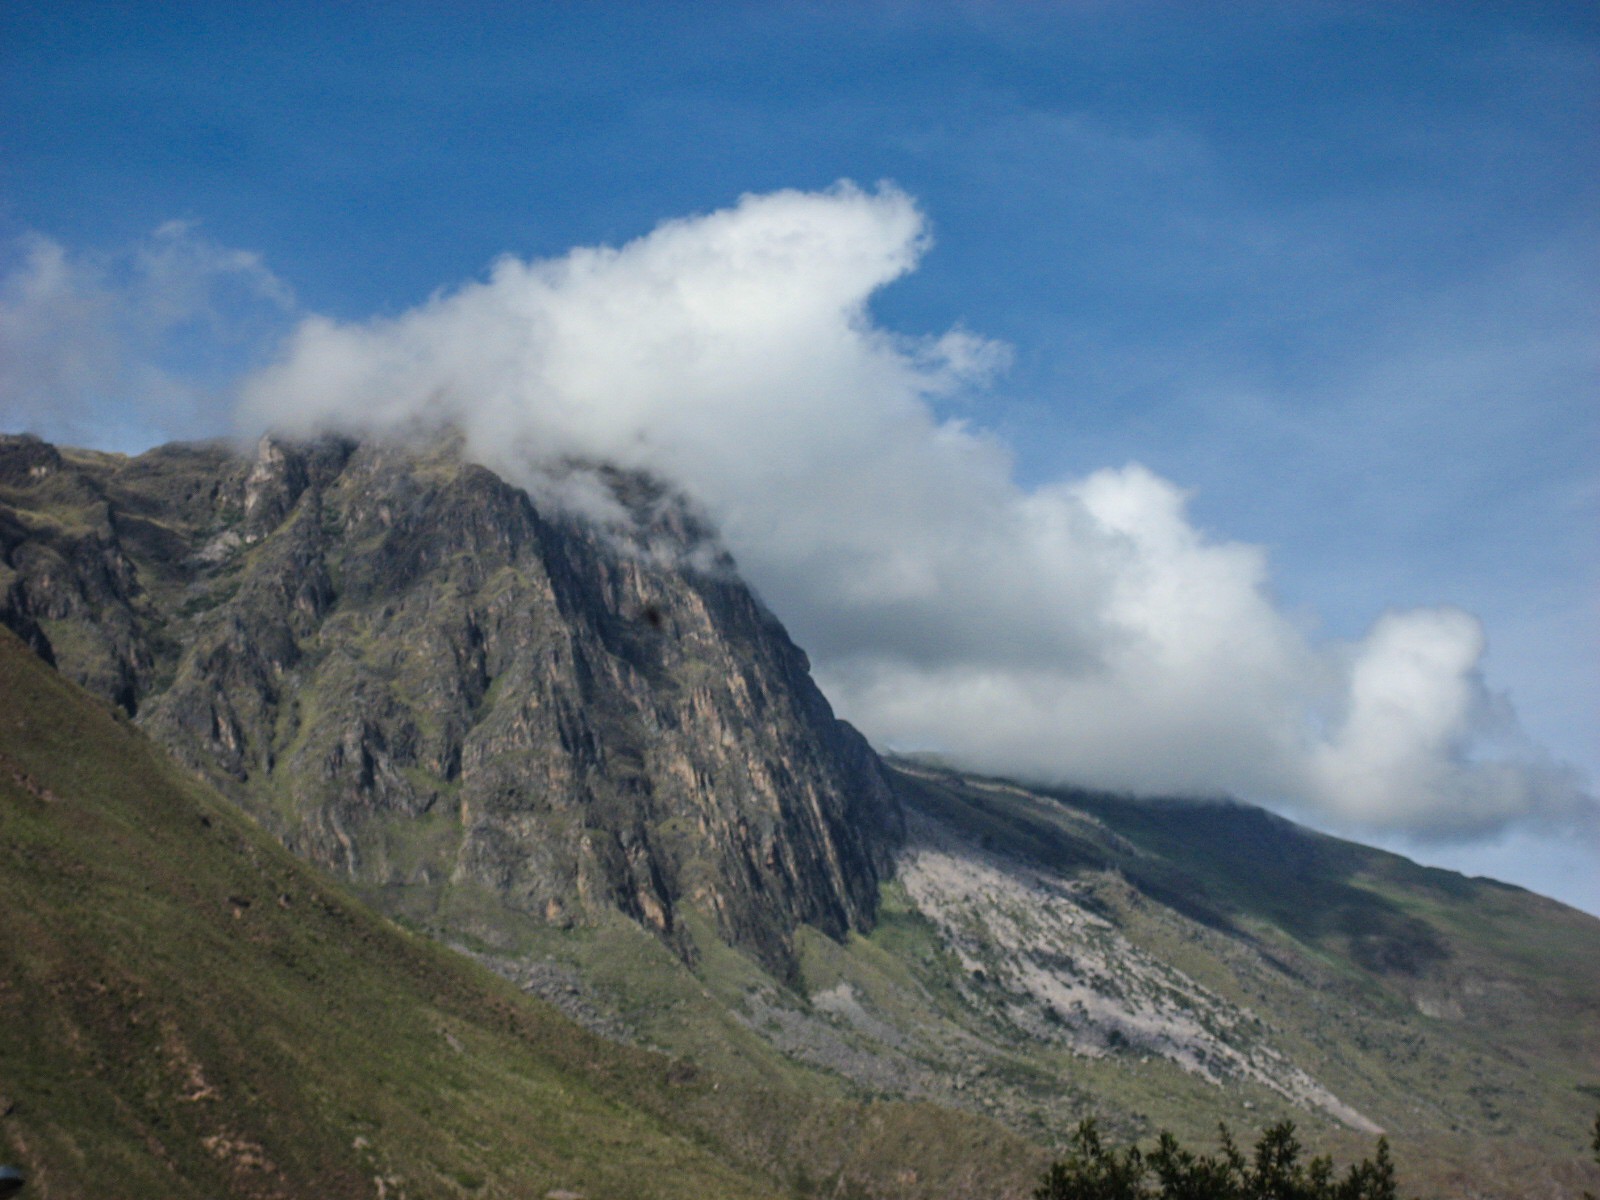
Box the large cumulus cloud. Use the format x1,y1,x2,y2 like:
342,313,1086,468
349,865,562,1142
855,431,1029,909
236,182,1591,840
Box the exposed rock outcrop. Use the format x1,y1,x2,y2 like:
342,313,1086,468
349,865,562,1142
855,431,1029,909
0,432,901,976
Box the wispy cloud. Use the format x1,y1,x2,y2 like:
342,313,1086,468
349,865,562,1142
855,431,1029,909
0,222,294,450
237,183,1595,842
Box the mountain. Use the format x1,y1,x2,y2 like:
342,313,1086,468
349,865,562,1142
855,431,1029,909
0,431,898,981
871,763,1600,1197
0,621,1040,1199
4,431,1598,1198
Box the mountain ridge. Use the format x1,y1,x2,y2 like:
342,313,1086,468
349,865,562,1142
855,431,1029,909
0,430,899,980
4,429,1598,1197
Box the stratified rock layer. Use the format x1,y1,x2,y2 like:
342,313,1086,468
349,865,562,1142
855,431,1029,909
0,432,900,974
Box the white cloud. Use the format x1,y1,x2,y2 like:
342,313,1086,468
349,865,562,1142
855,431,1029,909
0,223,293,450
233,182,1594,840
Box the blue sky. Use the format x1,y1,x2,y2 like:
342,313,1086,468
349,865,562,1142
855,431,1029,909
2,2,1596,910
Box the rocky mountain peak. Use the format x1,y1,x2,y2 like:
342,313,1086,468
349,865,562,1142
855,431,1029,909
0,432,902,976
0,432,63,486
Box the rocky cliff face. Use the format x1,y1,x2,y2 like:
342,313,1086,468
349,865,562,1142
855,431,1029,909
0,431,901,975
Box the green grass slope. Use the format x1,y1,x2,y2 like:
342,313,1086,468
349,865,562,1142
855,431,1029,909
885,761,1600,1198
0,628,1038,1200
0,625,770,1199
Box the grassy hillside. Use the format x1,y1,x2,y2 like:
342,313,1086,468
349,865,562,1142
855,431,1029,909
360,751,1600,1198
882,761,1600,1198
0,627,1039,1199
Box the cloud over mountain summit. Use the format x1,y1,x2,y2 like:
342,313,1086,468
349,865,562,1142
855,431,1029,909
234,183,1593,841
